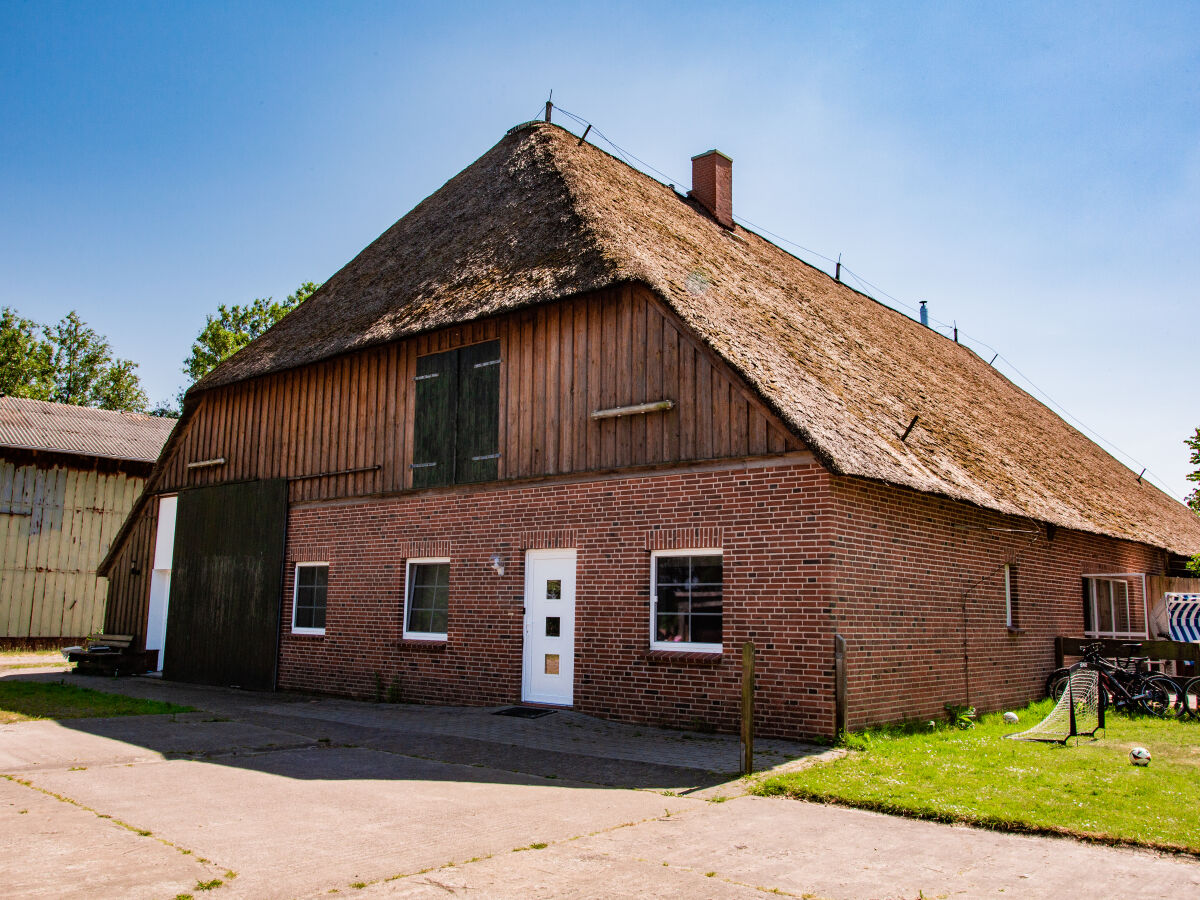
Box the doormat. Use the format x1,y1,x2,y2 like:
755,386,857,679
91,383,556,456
493,706,556,719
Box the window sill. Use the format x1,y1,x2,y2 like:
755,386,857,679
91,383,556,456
289,630,325,639
644,649,723,666
398,638,448,650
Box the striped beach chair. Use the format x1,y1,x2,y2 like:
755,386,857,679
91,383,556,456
1167,594,1200,643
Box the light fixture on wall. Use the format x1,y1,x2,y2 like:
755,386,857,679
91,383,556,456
489,554,506,577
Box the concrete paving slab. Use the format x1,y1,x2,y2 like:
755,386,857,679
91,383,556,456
343,794,1200,900
358,839,768,899
554,795,1200,900
243,701,818,774
45,671,828,790
242,708,733,792
0,776,218,900
0,715,315,772
23,745,697,899
6,672,1200,900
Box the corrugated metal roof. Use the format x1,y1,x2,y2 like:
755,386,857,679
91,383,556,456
0,397,176,463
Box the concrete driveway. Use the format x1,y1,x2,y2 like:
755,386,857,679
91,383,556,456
2,665,1198,899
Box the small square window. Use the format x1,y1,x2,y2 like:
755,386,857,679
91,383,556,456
404,558,450,639
545,616,560,637
546,579,561,600
292,563,328,635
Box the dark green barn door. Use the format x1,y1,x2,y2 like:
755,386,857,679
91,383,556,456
455,340,501,484
163,479,287,690
411,340,500,487
411,349,458,489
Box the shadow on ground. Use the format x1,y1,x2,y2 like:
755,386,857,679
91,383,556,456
1,669,826,795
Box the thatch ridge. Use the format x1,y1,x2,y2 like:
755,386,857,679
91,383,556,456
191,122,1200,555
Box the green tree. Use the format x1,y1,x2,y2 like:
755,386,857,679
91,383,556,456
184,282,320,383
92,358,150,413
47,311,113,405
0,307,54,399
1187,428,1200,515
147,398,182,418
44,311,148,411
0,308,147,412
1186,428,1200,574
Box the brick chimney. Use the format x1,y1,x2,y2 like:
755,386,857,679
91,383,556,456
690,150,733,228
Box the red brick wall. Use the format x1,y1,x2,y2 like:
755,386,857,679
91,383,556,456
279,458,837,739
829,478,1167,729
276,459,1168,739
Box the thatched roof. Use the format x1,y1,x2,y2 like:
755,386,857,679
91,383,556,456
0,397,175,463
195,122,1200,556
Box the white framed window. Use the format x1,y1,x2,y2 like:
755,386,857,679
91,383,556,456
1004,564,1018,628
291,563,328,635
650,550,723,652
1083,577,1135,639
404,558,450,640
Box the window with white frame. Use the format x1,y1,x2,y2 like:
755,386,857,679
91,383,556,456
1004,564,1019,628
1083,577,1134,638
651,550,723,651
292,563,328,635
404,558,450,639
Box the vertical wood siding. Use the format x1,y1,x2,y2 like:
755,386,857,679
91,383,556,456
0,459,143,639
107,285,804,641
153,284,800,501
102,501,157,642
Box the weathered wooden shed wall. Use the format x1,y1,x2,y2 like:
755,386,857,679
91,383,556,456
0,453,144,642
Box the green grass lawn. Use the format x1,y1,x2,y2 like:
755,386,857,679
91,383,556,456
0,680,192,723
754,700,1200,853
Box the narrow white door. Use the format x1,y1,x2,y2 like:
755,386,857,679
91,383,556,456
144,495,177,671
522,549,576,706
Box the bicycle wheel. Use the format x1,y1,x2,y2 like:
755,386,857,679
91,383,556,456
1183,676,1200,720
1137,674,1179,717
1045,668,1071,700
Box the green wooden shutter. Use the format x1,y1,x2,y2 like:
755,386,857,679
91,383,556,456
454,340,501,484
412,348,458,488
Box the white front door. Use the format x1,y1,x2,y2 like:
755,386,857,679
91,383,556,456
144,495,177,671
522,549,576,706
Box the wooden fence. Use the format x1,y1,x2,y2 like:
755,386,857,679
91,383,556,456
1054,636,1200,668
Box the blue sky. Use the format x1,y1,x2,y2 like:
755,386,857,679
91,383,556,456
3,1,1197,500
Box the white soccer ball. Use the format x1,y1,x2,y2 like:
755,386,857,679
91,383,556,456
1129,746,1151,767
1003,711,1019,724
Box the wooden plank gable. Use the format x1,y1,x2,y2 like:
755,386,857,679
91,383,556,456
146,282,803,506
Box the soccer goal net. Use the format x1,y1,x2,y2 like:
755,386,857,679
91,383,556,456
1008,668,1104,744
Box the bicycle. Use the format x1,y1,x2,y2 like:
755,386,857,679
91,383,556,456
1045,643,1178,717
1182,675,1200,719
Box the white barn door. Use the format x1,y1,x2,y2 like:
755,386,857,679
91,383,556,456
522,549,576,706
144,495,177,672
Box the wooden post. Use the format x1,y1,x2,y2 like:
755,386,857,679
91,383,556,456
741,641,755,775
834,633,847,738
